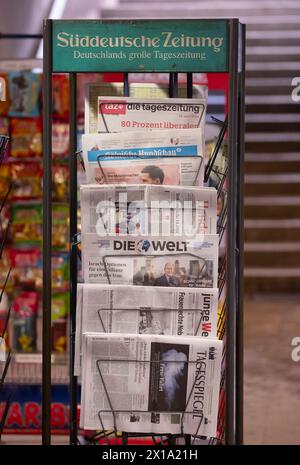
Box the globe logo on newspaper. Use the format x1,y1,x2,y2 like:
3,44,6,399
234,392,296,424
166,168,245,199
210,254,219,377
137,239,151,253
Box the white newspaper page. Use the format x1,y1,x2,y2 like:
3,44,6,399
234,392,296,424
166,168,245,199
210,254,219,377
81,333,222,437
75,284,218,375
80,184,217,235
85,82,208,133
85,156,204,187
80,184,217,237
81,234,218,288
97,97,206,133
82,128,204,185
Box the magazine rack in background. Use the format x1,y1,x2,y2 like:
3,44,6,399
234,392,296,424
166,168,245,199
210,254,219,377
42,19,245,446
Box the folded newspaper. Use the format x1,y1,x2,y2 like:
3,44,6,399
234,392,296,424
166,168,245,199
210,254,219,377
80,332,222,437
81,234,218,288
75,284,218,376
97,97,206,133
84,155,204,187
80,184,217,237
85,82,208,133
82,128,204,185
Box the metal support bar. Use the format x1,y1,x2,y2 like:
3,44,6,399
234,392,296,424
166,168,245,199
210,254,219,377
204,116,228,183
236,23,246,446
226,19,239,445
42,19,53,446
0,33,43,39
187,73,193,98
69,73,78,445
123,73,129,97
169,73,178,98
172,73,178,97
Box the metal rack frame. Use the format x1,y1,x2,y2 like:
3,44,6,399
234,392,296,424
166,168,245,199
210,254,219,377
42,18,245,446
0,135,12,441
95,357,211,444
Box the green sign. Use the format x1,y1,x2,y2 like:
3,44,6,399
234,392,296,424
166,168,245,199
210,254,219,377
52,20,228,73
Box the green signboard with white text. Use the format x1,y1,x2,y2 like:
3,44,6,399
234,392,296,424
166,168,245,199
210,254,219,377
52,20,228,73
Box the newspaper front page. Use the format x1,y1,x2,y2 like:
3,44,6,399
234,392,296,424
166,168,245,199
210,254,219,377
81,234,218,288
85,82,207,133
84,156,204,187
80,184,217,237
97,97,206,133
80,333,222,437
82,128,204,185
74,284,218,376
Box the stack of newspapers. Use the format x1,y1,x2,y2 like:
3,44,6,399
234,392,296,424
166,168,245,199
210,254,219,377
76,83,222,438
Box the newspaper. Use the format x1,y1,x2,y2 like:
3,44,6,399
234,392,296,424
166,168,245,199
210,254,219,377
82,128,204,185
80,184,217,237
85,156,204,187
85,82,208,133
81,234,218,288
80,332,222,437
97,96,206,133
74,284,218,376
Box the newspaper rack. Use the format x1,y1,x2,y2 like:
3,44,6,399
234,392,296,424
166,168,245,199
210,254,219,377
95,357,205,445
42,19,245,445
86,245,228,444
90,303,214,444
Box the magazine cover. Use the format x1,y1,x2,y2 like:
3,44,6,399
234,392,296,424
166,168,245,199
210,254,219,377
81,234,218,288
80,333,222,437
74,284,218,375
82,128,204,185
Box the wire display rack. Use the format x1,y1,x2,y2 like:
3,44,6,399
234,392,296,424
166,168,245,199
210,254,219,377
0,134,12,441
42,18,245,446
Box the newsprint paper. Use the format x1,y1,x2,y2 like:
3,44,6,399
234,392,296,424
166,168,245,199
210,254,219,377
74,284,218,376
84,82,207,133
80,333,222,437
82,128,204,185
81,234,218,288
83,155,204,187
97,97,206,133
80,184,217,236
